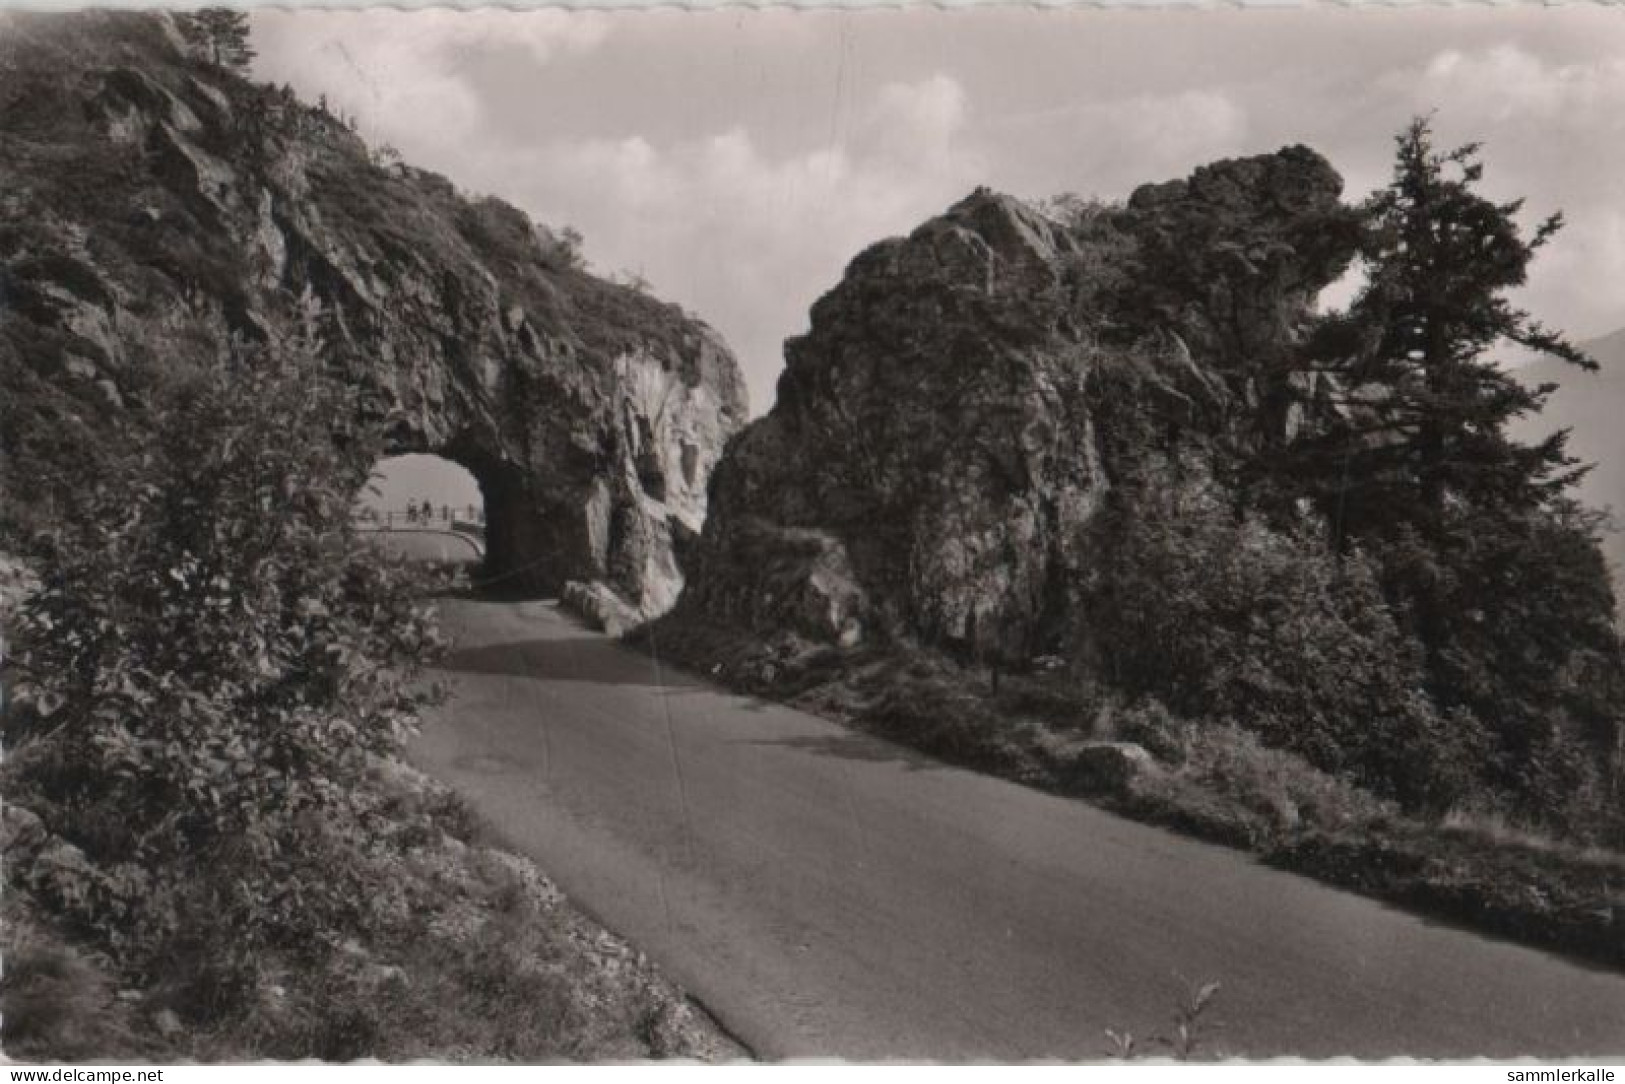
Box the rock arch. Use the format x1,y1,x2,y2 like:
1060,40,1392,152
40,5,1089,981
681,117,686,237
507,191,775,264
0,20,749,618
373,323,746,613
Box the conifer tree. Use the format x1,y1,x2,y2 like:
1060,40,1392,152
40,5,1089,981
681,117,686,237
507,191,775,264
179,8,256,72
1293,117,1622,826
1303,117,1601,629
1298,116,1594,544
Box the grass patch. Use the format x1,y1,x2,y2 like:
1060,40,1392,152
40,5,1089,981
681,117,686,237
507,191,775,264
0,916,158,1062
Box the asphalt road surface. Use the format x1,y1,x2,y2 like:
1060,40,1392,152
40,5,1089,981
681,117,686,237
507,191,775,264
410,598,1625,1060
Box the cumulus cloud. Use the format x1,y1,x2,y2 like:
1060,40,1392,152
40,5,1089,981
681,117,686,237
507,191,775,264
1074,89,1249,173
1412,45,1625,128
463,75,985,409
1528,208,1625,332
976,86,1252,212
856,74,969,169
252,11,610,156
1363,44,1625,341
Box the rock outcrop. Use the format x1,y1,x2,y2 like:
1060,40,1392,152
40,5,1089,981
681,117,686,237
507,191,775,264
0,12,746,614
679,150,1355,659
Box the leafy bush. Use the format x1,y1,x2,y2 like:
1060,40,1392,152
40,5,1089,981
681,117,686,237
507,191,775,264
1081,460,1483,811
535,222,587,271
1104,699,1188,765
3,338,444,1015
1177,723,1396,834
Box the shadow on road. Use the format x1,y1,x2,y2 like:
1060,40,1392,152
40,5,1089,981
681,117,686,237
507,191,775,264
645,682,776,713
439,637,708,690
738,733,943,773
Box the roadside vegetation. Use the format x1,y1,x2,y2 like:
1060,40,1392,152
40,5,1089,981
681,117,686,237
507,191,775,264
639,120,1625,971
635,609,1625,971
1105,979,1223,1061
0,11,738,1061
0,291,731,1065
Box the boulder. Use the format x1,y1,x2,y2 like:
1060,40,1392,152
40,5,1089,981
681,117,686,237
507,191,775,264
1062,741,1159,798
678,517,867,647
680,150,1353,658
561,580,644,637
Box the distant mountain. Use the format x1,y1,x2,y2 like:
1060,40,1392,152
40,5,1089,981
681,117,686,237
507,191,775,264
1511,327,1625,581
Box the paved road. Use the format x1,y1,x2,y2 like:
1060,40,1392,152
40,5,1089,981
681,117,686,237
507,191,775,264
410,599,1625,1060
359,527,483,563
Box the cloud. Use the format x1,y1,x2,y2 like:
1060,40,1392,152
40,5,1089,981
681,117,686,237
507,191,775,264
252,11,610,154
1082,89,1249,172
249,12,1625,410
1362,44,1625,338
856,74,969,169
984,87,1249,203
1524,208,1625,340
1412,45,1625,128
464,74,985,410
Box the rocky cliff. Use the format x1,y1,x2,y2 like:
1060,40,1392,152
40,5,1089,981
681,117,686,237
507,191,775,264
678,149,1356,659
0,12,747,614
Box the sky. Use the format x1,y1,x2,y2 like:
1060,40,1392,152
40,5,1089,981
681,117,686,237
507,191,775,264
253,6,1625,418
356,454,482,517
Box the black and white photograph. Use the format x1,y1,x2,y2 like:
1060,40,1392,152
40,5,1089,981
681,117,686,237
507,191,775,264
3,2,1625,1064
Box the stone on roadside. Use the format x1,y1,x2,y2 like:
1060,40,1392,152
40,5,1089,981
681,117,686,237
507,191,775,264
561,580,643,637
1063,741,1159,798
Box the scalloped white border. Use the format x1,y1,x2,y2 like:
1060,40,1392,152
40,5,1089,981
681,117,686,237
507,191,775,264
4,0,1623,1070
3,0,1624,11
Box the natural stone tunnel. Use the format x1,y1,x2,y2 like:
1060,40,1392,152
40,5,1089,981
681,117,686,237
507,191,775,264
367,321,747,613
0,26,750,618
314,201,750,617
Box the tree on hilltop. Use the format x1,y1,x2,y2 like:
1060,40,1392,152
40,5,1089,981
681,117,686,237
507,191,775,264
179,8,256,72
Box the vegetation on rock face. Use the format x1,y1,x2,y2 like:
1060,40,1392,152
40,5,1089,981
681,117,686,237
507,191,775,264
176,9,255,72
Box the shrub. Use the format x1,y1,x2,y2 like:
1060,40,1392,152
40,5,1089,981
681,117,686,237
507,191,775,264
1179,723,1395,834
1371,507,1625,837
1081,461,1481,811
533,222,587,272
1108,699,1188,765
3,337,443,1015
